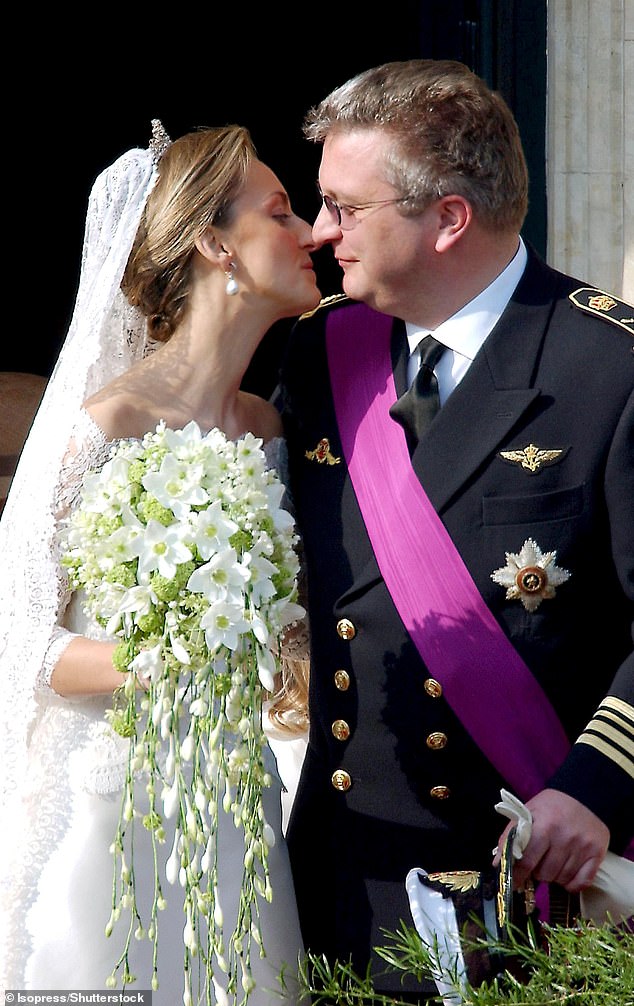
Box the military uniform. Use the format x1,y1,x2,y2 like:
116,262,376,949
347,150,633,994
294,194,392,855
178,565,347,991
278,246,634,997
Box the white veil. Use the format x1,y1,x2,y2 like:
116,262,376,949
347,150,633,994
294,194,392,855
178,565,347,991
0,122,169,821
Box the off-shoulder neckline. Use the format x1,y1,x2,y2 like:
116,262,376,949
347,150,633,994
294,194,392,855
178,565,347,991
78,406,284,449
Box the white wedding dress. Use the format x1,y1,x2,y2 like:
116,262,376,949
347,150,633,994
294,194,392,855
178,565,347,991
0,411,307,1005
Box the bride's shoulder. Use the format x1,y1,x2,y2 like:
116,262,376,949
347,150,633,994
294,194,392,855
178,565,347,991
241,392,283,443
82,391,150,443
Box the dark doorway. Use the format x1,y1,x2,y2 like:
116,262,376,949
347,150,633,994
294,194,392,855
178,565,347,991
7,2,546,392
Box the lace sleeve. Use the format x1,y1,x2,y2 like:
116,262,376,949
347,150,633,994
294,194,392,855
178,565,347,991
53,408,113,518
35,410,113,694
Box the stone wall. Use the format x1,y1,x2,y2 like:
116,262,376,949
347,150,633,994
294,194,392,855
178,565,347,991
547,0,632,301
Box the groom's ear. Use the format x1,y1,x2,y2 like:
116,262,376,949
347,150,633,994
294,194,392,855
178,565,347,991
434,195,472,253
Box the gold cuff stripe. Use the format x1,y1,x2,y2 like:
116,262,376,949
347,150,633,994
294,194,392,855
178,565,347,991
576,732,634,779
575,696,634,777
585,720,634,758
600,695,634,728
594,708,634,742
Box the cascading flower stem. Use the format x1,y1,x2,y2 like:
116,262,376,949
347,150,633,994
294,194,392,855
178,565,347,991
61,421,304,1004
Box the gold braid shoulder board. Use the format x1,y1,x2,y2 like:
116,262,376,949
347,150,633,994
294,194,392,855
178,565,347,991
300,293,349,320
569,288,634,336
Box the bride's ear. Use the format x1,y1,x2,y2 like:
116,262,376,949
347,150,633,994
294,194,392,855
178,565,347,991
194,228,232,266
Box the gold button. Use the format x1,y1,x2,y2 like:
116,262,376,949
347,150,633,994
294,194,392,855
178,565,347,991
336,618,356,640
430,785,451,800
334,669,350,691
424,678,443,698
332,719,351,741
426,732,448,751
331,769,352,791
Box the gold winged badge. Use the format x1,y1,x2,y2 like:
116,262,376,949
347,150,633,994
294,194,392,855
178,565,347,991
499,443,565,474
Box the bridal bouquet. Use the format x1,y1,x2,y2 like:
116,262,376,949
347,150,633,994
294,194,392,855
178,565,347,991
61,420,304,1003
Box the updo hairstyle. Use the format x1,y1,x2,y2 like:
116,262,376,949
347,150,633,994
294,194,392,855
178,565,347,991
122,125,257,342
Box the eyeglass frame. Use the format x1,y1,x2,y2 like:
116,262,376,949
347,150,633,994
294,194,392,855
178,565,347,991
317,185,413,229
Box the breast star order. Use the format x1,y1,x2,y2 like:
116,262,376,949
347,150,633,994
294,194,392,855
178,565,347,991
490,538,571,612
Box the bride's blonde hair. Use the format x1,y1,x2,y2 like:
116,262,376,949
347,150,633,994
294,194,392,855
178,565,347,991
268,652,310,735
122,125,256,342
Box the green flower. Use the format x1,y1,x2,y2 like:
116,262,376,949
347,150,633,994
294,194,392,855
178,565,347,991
106,564,137,588
138,493,174,526
136,611,163,635
112,641,134,674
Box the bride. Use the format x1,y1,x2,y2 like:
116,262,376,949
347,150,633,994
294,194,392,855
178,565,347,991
0,121,316,1003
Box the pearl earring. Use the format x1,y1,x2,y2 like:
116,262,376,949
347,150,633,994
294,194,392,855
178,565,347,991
225,265,238,296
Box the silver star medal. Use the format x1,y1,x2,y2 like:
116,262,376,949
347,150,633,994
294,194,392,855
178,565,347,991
491,538,571,612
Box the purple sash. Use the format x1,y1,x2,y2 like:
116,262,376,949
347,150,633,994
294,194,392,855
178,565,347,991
326,302,571,801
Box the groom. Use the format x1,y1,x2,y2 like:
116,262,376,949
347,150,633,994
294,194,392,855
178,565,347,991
279,59,634,999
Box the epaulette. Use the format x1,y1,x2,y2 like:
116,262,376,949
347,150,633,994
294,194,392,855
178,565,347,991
569,287,634,336
299,293,349,320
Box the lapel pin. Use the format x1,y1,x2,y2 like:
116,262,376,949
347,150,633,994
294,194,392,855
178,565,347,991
305,437,341,466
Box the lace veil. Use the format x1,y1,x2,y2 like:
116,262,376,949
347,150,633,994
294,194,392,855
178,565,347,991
0,125,167,819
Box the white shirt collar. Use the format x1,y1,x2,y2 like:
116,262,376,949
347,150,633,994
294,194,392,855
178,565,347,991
405,237,528,360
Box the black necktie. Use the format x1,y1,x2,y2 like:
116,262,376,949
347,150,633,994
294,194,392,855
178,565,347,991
389,335,445,452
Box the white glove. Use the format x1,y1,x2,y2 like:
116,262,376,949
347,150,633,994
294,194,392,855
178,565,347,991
494,788,634,924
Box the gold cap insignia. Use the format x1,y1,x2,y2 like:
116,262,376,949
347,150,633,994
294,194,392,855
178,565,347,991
426,870,481,893
569,287,634,335
499,443,566,473
305,437,341,465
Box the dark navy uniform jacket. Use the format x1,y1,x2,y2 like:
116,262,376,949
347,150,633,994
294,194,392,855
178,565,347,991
279,246,634,994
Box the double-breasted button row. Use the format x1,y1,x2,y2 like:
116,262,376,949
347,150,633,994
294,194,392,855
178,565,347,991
332,622,355,789
424,679,449,795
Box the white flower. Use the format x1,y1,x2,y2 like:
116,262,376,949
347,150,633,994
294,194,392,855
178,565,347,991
165,827,181,881
200,599,250,652
118,584,155,618
256,644,277,692
97,511,145,565
130,643,164,686
276,598,307,628
186,547,249,603
143,454,208,519
212,979,230,1006
247,553,279,606
188,500,239,560
81,455,134,515
136,520,193,580
491,537,571,612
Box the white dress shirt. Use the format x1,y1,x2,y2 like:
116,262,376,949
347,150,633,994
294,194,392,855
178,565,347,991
404,238,528,405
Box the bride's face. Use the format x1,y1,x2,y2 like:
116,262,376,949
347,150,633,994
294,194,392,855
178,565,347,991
219,160,321,321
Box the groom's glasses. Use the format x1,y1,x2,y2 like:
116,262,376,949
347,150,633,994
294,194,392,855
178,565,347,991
317,185,412,230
